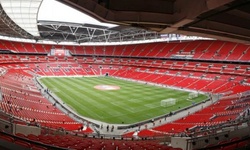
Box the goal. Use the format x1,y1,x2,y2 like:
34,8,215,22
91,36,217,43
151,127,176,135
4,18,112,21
189,92,198,99
161,98,176,107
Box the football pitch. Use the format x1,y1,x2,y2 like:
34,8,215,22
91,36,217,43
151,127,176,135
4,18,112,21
40,77,208,124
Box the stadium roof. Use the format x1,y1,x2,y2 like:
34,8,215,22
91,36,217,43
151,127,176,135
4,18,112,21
0,0,249,44
0,0,162,44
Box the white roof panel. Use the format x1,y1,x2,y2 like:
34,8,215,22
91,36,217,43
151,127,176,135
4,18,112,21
0,0,42,36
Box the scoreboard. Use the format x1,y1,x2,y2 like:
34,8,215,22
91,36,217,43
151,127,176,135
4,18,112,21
49,49,71,57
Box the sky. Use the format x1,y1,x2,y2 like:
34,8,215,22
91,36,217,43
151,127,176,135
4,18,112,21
38,0,117,28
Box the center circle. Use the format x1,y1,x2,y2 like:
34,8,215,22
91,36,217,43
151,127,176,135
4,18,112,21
94,85,120,90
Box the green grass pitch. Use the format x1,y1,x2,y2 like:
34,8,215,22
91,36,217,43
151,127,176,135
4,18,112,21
40,77,208,124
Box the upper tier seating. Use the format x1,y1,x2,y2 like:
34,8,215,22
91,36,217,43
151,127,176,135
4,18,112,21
1,40,250,62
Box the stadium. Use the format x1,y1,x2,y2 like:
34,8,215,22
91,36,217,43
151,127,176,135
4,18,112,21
0,0,249,150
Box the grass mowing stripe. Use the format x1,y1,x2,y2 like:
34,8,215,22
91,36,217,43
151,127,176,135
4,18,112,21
46,78,97,116
54,78,132,120
55,78,106,117
40,77,208,124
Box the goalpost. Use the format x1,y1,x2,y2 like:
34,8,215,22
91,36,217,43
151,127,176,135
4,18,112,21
161,98,176,107
189,92,198,99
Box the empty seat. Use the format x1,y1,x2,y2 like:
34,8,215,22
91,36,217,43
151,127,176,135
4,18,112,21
14,140,31,148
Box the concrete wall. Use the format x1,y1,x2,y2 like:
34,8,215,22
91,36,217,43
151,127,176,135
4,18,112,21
14,124,41,136
171,124,250,150
171,137,191,150
0,119,12,133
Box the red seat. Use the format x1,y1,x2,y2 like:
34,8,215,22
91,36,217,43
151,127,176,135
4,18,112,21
0,134,14,142
230,137,240,142
31,145,48,150
27,134,38,141
14,140,31,148
218,140,229,145
15,133,26,138
221,144,237,150
237,141,248,148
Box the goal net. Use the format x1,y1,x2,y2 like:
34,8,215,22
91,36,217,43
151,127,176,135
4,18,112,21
189,92,198,99
161,98,176,107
